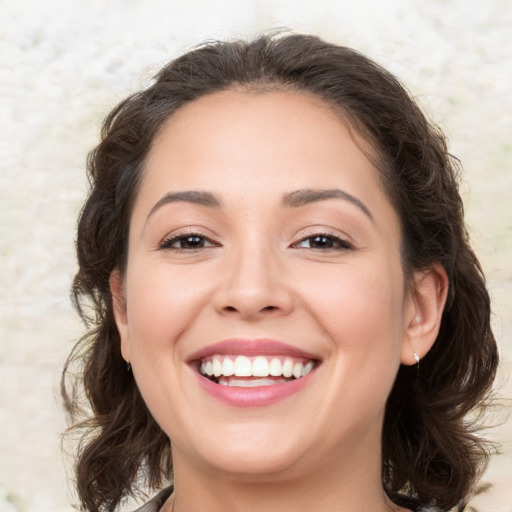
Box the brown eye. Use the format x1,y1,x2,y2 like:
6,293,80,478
177,235,207,249
293,234,353,250
159,234,218,251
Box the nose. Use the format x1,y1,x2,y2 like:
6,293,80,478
213,244,294,321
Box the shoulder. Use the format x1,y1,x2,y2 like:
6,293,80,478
131,486,173,512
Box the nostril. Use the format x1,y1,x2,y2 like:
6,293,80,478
222,305,278,313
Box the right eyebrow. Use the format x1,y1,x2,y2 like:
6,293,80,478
282,188,373,222
146,190,222,223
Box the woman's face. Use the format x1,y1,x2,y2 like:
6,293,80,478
113,90,419,480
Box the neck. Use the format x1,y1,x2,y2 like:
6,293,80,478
165,442,404,512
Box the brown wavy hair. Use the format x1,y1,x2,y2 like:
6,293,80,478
62,32,498,511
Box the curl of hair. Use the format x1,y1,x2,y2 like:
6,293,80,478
62,32,498,511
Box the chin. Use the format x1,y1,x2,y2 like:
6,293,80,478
177,420,313,480
200,447,305,481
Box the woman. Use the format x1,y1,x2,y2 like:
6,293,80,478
62,33,498,512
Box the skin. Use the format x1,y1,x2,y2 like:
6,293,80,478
111,90,448,512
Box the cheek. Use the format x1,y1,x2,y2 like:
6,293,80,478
125,262,208,355
122,264,206,430
301,262,406,357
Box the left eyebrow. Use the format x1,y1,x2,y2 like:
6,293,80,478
146,190,222,223
282,188,373,221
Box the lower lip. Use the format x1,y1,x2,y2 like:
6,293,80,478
195,371,316,407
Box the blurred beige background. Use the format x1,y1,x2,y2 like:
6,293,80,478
0,0,510,510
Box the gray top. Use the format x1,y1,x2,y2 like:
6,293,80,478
132,487,173,512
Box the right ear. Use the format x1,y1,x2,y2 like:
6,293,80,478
110,269,131,363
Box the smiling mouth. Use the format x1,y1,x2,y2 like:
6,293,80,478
197,355,317,387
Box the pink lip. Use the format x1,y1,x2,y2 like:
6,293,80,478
195,371,316,407
187,339,320,408
187,338,319,362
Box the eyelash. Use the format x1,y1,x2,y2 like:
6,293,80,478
291,233,354,251
158,232,354,252
158,232,220,252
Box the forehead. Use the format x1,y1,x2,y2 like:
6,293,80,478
143,90,383,193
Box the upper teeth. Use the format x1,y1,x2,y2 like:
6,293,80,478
200,355,315,379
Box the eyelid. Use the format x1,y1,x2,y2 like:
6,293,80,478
290,228,356,251
157,229,221,251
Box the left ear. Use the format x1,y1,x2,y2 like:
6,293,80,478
401,263,449,365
